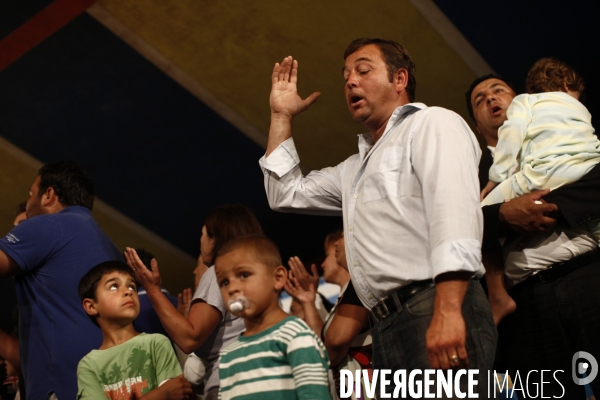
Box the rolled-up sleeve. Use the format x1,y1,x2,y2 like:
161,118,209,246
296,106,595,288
259,137,345,216
411,108,484,278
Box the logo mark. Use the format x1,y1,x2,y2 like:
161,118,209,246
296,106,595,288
572,351,598,385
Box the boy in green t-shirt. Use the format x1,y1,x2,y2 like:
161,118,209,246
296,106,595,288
76,260,192,400
215,235,331,400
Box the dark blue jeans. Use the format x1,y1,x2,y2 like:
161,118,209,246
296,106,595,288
371,280,497,399
500,259,600,399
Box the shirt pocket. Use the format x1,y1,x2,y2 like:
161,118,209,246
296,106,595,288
362,146,403,203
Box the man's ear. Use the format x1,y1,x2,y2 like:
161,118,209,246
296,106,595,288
394,68,409,94
82,299,99,318
40,186,57,207
273,265,287,291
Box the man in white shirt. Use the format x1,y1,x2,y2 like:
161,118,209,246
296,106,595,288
468,75,600,397
260,38,496,395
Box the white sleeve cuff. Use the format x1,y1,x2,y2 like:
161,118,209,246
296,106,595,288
431,239,484,279
258,137,300,178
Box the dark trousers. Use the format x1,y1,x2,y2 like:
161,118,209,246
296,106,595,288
371,280,497,399
500,259,600,399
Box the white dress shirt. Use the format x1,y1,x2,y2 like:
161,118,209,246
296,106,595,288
260,103,485,309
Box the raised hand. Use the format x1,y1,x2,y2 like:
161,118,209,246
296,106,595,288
270,56,320,119
124,247,162,292
285,272,316,305
287,256,319,294
177,288,193,318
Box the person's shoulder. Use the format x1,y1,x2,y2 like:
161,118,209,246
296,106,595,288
278,316,316,336
140,332,169,342
77,348,100,368
424,105,459,117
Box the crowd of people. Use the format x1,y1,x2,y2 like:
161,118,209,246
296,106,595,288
1,37,599,400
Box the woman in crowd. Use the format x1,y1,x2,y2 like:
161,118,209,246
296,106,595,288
285,232,373,399
125,203,262,400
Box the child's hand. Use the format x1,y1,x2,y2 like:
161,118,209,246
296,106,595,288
159,374,193,399
287,256,319,293
480,180,499,201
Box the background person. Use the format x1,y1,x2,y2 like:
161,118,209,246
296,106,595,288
76,261,191,399
125,204,262,400
215,235,331,400
467,73,600,397
0,161,123,400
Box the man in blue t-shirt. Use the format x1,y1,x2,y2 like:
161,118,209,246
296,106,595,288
0,161,122,400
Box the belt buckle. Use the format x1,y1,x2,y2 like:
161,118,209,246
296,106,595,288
372,297,392,323
536,269,552,283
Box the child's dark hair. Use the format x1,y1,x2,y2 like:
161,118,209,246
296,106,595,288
526,57,585,96
78,260,136,326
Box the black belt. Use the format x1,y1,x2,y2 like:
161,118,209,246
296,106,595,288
518,248,600,287
370,279,434,324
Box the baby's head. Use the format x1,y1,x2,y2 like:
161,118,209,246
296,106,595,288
214,235,286,318
526,57,585,100
78,260,140,328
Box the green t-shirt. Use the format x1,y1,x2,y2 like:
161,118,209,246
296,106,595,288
218,316,332,400
76,333,182,399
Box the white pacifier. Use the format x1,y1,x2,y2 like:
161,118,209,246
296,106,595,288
228,297,249,314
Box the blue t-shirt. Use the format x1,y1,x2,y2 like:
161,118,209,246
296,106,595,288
134,288,177,337
0,206,123,400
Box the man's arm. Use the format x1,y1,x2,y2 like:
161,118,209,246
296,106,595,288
266,56,320,156
426,272,471,369
0,250,19,278
411,109,487,368
260,57,344,215
483,161,600,241
0,329,19,370
324,303,369,367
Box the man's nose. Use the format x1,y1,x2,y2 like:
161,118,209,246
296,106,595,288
346,72,358,88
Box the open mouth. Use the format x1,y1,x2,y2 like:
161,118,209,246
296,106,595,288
491,105,502,115
349,95,363,106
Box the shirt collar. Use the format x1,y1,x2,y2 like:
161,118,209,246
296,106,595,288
357,103,427,160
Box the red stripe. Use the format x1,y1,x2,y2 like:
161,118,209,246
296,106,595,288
0,0,99,71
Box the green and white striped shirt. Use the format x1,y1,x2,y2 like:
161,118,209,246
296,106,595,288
218,316,331,400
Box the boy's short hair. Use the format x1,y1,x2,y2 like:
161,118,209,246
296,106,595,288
78,260,137,326
216,234,282,272
526,57,585,95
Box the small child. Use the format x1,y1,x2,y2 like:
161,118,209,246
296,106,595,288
76,260,192,400
480,58,600,324
214,235,332,400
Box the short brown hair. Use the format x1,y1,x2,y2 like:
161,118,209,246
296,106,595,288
204,204,263,266
344,38,417,102
216,234,282,272
526,58,585,95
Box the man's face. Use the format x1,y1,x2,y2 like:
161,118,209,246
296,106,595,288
25,176,44,219
470,78,516,144
343,44,402,129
